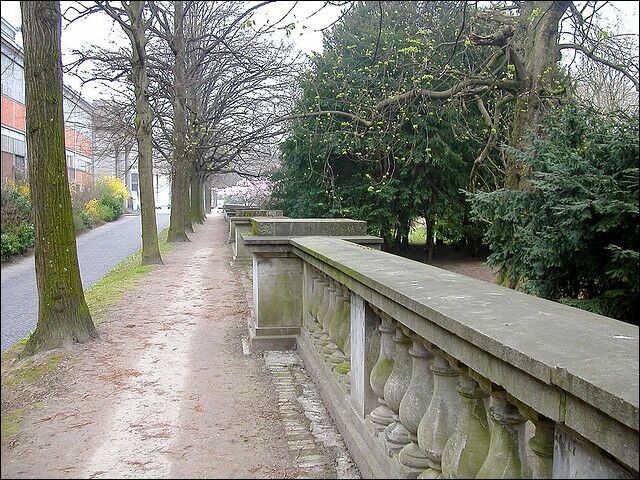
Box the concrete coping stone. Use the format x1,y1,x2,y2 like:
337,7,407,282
290,236,639,432
251,218,367,237
222,204,263,211
243,235,384,246
237,209,284,218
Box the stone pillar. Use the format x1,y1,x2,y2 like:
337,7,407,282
369,312,396,435
383,326,413,456
417,355,460,479
398,339,434,478
250,252,302,350
350,294,378,418
331,286,350,370
476,394,530,479
316,275,332,350
306,268,322,338
308,271,325,344
440,375,490,479
322,280,341,363
529,417,554,479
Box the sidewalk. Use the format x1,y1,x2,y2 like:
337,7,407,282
0,215,350,478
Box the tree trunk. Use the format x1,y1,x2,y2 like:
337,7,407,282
203,179,211,218
21,0,96,354
168,165,189,241
190,171,203,224
184,162,194,233
425,215,435,262
123,1,162,265
506,0,569,190
167,0,190,242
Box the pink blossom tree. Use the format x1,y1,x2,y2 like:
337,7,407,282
216,178,272,206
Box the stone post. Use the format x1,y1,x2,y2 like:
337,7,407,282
369,312,396,435
316,275,332,350
417,354,460,478
440,375,490,479
350,293,378,418
529,417,555,479
476,394,530,479
383,326,414,456
398,339,434,478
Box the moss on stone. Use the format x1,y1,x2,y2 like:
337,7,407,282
370,357,394,392
335,361,351,375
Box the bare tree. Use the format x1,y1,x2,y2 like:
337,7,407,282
21,0,96,354
94,0,163,264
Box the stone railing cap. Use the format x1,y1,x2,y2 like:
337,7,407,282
243,235,383,245
291,236,639,430
251,218,366,223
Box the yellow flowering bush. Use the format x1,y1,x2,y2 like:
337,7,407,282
95,176,128,219
95,176,129,203
84,198,102,224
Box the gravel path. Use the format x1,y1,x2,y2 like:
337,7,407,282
1,214,299,478
0,211,170,352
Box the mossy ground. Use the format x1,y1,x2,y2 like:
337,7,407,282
1,228,174,444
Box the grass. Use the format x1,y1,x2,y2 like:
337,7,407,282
86,228,174,324
1,407,25,441
1,229,175,443
409,226,427,245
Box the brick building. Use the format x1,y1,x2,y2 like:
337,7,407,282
1,17,94,188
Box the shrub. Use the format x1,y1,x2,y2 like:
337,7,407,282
84,198,103,224
1,232,18,260
0,222,34,260
95,176,128,220
1,182,31,231
15,222,34,253
99,202,117,222
469,104,639,323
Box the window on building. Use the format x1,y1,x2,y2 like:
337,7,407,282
131,173,139,193
15,155,25,169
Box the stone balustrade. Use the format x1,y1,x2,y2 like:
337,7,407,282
233,217,375,265
243,233,639,479
227,210,286,255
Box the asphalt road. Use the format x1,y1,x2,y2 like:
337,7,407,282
1,211,171,352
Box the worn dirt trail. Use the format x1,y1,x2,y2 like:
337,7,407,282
1,215,298,478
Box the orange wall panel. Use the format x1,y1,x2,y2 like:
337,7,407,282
64,128,93,157
1,95,26,132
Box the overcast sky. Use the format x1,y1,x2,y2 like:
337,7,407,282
1,1,637,101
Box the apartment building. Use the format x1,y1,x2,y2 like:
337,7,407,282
1,17,94,188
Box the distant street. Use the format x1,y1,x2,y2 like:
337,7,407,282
1,211,171,351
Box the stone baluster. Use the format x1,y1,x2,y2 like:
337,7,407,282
475,393,531,479
383,326,414,456
309,273,326,344
330,286,350,368
322,280,342,364
336,285,351,358
308,270,320,318
417,354,460,479
528,417,555,479
398,339,434,478
368,312,396,435
306,270,322,337
316,276,332,349
440,374,490,479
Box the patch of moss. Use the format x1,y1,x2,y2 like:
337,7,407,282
4,353,64,386
1,407,25,442
335,361,351,375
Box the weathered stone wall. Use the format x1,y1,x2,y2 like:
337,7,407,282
242,233,639,479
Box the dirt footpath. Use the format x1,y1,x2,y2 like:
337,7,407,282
1,215,297,478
